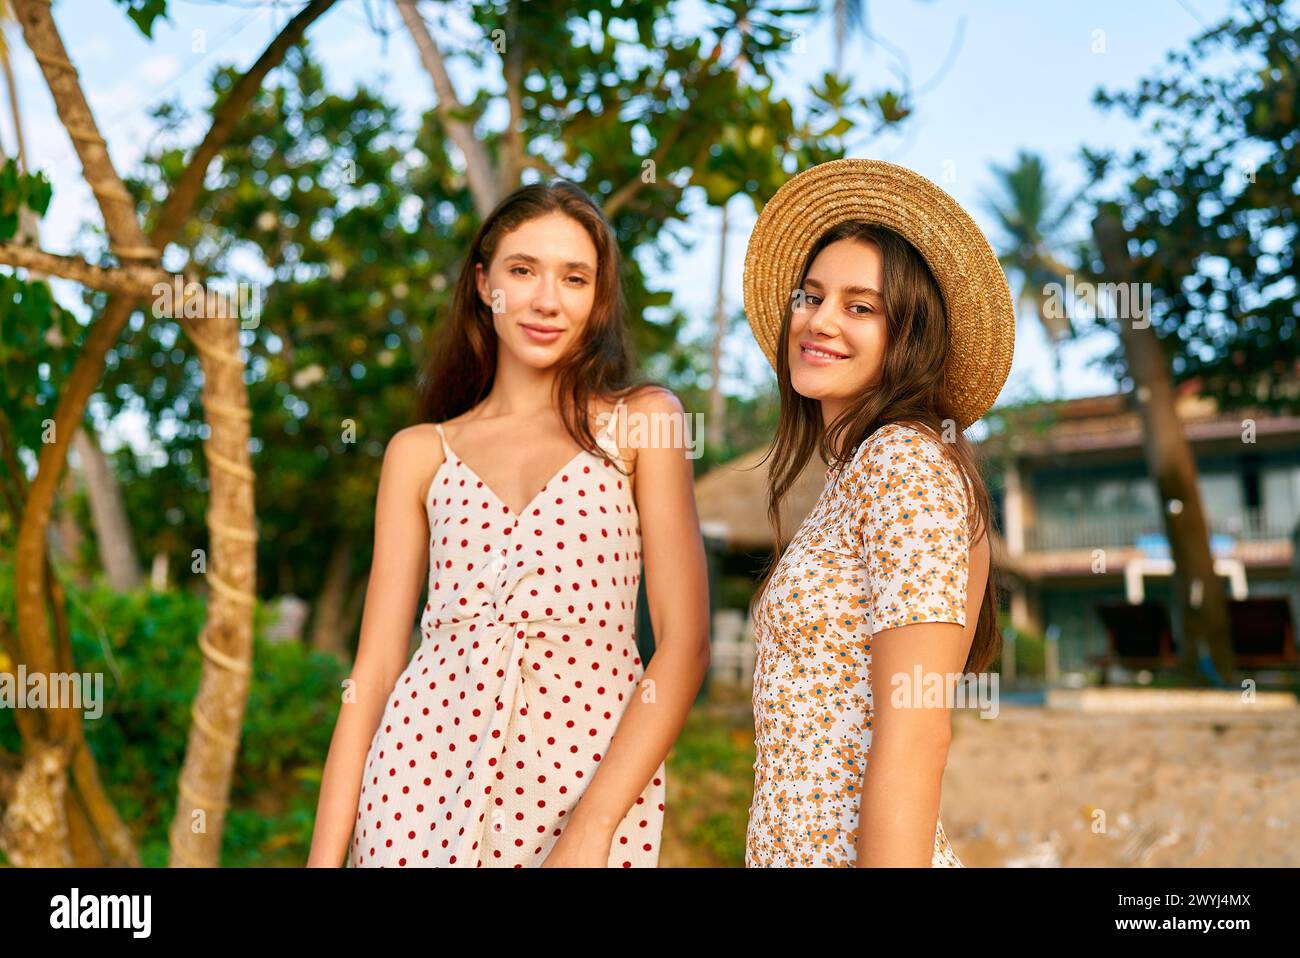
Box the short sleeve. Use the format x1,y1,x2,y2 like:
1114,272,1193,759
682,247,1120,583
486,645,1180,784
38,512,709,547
852,425,969,634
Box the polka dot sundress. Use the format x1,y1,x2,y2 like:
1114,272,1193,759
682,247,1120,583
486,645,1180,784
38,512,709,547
349,402,665,867
745,422,969,868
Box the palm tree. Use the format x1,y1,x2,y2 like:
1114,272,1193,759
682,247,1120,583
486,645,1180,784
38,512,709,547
829,0,867,78
983,151,1082,398
982,150,1234,683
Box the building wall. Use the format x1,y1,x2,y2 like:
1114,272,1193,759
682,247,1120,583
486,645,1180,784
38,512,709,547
1039,580,1173,672
1038,571,1296,673
1027,449,1300,548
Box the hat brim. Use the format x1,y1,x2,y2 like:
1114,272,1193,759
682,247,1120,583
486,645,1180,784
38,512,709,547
742,158,1014,430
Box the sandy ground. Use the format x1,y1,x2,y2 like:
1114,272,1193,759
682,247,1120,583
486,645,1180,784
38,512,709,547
940,704,1300,867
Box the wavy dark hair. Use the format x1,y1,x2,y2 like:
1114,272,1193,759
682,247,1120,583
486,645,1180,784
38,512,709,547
753,221,1001,674
416,180,653,473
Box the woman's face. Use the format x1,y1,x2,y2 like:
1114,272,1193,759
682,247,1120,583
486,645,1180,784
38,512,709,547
787,238,889,409
476,212,598,368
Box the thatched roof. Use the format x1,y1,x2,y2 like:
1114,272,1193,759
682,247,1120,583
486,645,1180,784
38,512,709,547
694,443,1027,577
694,445,830,552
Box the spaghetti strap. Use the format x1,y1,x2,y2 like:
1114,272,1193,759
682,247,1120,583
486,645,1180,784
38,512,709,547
596,400,626,460
433,422,453,459
599,400,625,439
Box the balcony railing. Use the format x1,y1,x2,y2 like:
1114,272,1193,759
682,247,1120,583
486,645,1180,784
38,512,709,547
1024,507,1296,551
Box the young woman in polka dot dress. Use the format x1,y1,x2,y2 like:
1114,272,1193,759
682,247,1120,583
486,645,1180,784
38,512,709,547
740,207,1012,866
307,181,710,868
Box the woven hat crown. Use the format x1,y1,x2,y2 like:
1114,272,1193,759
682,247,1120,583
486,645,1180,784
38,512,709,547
742,158,1014,430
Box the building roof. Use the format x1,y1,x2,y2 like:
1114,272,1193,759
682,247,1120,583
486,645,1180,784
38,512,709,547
694,444,826,552
693,438,1026,574
981,388,1300,461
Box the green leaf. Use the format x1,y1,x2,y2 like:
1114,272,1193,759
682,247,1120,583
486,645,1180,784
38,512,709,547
112,0,170,38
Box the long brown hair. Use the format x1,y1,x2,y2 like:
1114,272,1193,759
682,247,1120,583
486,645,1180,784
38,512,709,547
754,221,1001,674
415,180,651,472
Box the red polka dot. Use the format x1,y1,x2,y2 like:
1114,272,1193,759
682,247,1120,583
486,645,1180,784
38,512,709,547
349,410,662,867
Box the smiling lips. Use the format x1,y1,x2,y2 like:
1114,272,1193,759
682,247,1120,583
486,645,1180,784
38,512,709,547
521,322,564,343
799,340,850,364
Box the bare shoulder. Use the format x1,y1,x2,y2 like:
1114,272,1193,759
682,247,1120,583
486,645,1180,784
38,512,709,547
617,384,687,443
617,385,688,489
623,383,685,419
385,423,446,510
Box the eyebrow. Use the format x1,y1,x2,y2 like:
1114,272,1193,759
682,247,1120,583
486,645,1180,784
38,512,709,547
503,252,595,273
802,277,881,297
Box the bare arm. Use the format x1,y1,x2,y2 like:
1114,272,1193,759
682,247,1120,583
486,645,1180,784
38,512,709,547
305,426,440,867
857,532,989,866
545,389,710,865
855,621,964,866
847,425,988,866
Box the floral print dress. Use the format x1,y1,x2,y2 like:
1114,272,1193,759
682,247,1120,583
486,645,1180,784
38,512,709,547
745,422,969,867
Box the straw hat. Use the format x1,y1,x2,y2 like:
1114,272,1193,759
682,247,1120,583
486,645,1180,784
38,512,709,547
742,157,1014,430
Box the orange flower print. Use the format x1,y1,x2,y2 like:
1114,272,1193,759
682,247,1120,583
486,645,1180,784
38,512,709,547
746,422,968,868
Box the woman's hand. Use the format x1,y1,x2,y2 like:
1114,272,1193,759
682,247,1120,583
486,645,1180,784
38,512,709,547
540,814,617,867
306,426,438,872
538,387,708,870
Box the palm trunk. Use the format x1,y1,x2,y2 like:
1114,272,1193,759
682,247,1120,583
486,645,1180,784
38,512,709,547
309,534,353,657
499,0,525,194
707,200,729,452
396,0,499,218
2,52,23,163
1,29,40,245
72,427,141,591
1092,206,1235,683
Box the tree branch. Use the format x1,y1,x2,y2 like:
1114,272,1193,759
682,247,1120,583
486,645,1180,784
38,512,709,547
602,36,724,220
149,0,335,251
603,115,688,220
397,0,499,218
0,242,166,295
11,0,155,261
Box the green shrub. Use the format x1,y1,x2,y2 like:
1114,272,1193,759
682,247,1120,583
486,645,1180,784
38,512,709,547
992,614,1046,679
0,561,348,866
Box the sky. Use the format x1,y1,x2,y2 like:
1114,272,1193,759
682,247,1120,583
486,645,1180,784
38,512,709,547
3,0,1241,445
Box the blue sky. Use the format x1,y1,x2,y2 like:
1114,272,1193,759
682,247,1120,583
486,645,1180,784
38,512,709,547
5,0,1239,435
